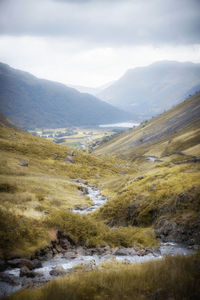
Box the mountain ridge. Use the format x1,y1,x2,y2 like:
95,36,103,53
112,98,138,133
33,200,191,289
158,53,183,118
97,60,200,120
0,62,132,129
95,92,200,158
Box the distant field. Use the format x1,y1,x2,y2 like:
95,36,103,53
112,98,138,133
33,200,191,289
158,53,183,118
29,127,116,150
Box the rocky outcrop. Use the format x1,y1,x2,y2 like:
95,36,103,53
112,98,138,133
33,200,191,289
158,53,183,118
155,216,200,248
20,266,42,278
7,258,34,270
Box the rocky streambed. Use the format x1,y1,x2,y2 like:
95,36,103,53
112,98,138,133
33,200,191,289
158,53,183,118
71,180,108,214
0,181,196,298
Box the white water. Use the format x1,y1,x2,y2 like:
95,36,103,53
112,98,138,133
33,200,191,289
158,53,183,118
146,156,158,162
72,183,107,214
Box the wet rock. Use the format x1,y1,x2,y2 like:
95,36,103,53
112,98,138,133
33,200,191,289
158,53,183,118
20,266,31,277
32,259,42,269
43,252,53,260
78,186,88,195
97,246,111,255
60,239,71,250
138,249,146,256
0,260,7,272
7,258,34,270
0,273,19,285
21,278,34,288
50,265,68,276
155,216,200,245
52,248,58,255
55,245,63,253
20,266,42,278
57,231,75,245
64,156,74,163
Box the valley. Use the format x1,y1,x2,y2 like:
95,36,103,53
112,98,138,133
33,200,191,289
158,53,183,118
0,93,199,299
28,126,117,151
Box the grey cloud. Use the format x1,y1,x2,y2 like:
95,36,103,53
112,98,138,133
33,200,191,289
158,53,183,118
0,0,199,46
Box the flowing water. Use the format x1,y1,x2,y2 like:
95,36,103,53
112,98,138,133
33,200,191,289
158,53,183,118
72,183,107,214
0,182,195,298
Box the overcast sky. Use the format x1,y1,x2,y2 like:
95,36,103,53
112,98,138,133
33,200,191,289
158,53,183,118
0,0,200,87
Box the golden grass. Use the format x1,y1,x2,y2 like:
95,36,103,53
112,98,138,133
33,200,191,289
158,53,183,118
5,252,200,300
94,94,200,158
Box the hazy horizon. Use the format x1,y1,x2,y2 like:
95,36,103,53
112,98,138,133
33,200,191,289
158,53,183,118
0,0,200,87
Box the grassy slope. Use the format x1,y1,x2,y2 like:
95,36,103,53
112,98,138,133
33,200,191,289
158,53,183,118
95,93,200,158
1,95,200,299
0,122,157,259
93,94,200,239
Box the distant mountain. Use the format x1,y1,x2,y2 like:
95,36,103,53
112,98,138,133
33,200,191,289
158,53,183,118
68,81,114,96
97,61,200,121
0,63,131,129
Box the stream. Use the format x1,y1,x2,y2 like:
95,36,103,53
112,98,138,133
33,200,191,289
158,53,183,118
0,182,195,298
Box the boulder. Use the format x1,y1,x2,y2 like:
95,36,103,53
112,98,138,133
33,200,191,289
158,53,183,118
78,186,88,195
20,266,42,278
32,259,42,269
49,265,68,276
0,273,19,285
55,245,63,253
7,258,34,270
0,260,7,272
60,239,71,250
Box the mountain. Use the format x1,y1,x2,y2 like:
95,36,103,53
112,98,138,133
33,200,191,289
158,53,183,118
0,63,131,129
95,92,200,158
97,61,200,120
68,81,114,96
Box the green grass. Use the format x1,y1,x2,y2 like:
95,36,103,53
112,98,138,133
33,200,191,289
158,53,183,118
5,252,200,300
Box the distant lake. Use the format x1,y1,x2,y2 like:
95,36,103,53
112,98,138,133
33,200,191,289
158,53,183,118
99,122,139,128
